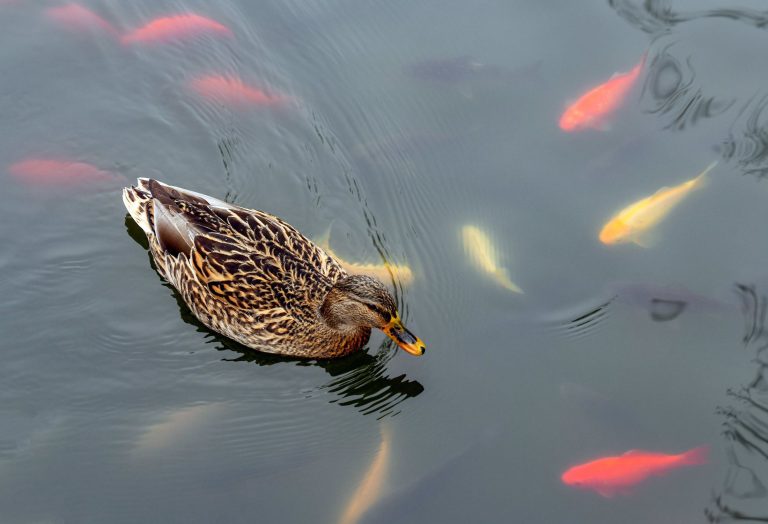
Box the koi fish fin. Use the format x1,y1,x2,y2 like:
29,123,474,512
679,446,709,466
692,161,718,189
595,486,629,498
494,268,524,294
588,119,612,132
631,231,657,248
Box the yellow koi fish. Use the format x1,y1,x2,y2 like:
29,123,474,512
460,225,523,293
599,162,717,246
316,229,414,285
338,426,391,524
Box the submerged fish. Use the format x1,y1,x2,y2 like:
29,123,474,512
121,14,233,45
315,229,414,285
133,403,222,456
561,446,708,497
190,75,287,107
599,162,717,246
45,3,118,35
8,158,119,186
460,225,522,293
338,427,391,524
559,57,644,132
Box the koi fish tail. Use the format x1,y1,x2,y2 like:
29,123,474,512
679,446,709,466
122,178,154,234
494,268,524,294
692,161,719,189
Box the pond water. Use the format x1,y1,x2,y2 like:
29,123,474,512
2,0,768,522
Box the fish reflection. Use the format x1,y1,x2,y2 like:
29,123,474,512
125,211,423,418
338,426,390,524
559,56,644,132
561,446,708,497
708,284,768,521
121,14,233,45
599,161,716,246
8,157,121,186
190,75,288,107
45,4,117,36
460,225,523,293
315,229,414,286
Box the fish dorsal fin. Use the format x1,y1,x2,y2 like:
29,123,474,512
622,449,647,457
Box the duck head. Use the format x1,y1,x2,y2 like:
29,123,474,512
320,275,425,356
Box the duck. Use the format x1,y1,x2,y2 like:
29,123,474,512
122,178,425,359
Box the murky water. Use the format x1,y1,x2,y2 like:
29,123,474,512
3,0,768,522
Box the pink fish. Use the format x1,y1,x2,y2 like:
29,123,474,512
121,14,233,45
559,57,644,132
8,158,119,186
561,446,708,497
190,75,288,107
45,4,118,36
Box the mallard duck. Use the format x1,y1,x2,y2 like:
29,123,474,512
122,178,425,358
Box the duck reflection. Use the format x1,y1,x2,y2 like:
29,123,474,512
124,215,424,418
707,284,768,521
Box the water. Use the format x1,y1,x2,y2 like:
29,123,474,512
2,0,768,522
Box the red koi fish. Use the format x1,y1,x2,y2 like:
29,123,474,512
190,75,288,107
8,158,120,186
559,57,644,132
121,14,233,45
561,446,708,497
45,4,118,36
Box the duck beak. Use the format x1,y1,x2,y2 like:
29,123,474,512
384,316,425,356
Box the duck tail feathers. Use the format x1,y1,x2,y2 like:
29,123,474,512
122,179,153,234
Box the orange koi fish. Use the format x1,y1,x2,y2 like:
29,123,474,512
121,14,233,45
45,4,118,35
190,75,288,107
561,446,708,497
8,158,119,186
599,161,717,246
559,57,644,132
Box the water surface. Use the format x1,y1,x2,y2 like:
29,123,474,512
2,0,768,522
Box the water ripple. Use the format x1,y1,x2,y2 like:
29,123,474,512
708,284,768,522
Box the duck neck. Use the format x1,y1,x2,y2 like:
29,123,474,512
319,286,354,331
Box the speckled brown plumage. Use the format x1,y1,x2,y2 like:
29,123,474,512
123,178,372,358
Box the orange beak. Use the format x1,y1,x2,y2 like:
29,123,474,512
383,316,425,356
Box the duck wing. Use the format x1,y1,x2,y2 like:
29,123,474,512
138,179,346,322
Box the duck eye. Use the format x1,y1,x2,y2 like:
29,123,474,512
365,303,387,317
